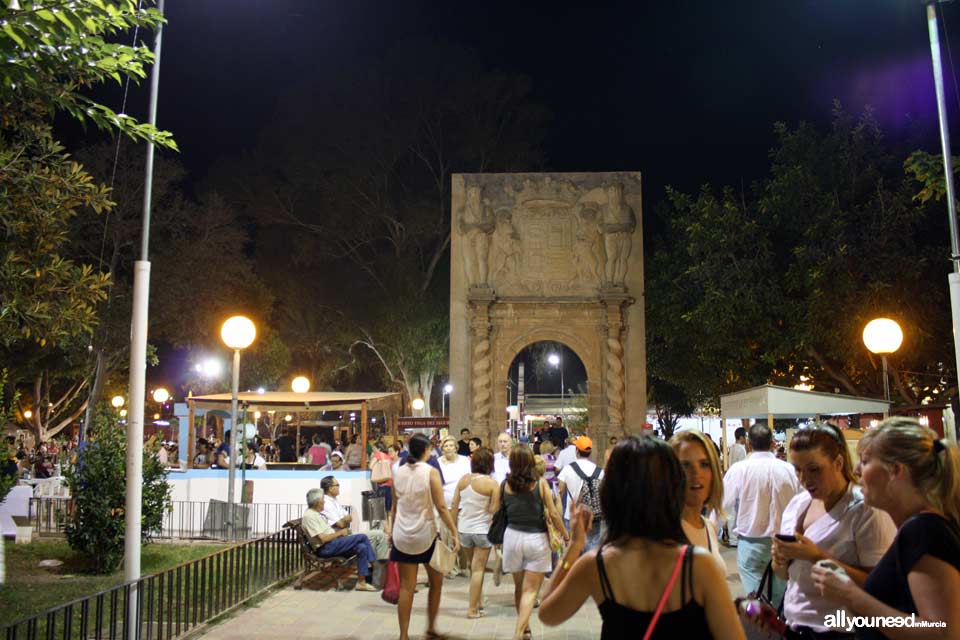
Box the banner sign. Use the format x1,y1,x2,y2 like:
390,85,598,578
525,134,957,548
399,417,450,429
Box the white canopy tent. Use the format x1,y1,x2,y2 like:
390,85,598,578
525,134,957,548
187,391,403,469
719,385,891,469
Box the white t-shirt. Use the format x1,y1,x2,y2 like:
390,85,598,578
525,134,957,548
321,494,349,527
493,451,510,484
722,452,801,538
728,443,747,466
557,458,603,520
682,517,725,569
779,483,896,631
554,444,577,472
438,455,472,507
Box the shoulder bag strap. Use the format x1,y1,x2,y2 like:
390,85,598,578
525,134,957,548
641,545,688,640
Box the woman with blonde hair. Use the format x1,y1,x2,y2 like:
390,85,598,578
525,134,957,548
814,417,960,639
762,423,895,639
540,436,744,640
670,430,725,567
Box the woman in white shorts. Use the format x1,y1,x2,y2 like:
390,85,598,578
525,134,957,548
502,445,567,640
451,447,500,618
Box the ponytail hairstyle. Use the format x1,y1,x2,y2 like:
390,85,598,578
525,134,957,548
407,433,431,465
860,417,960,529
790,422,857,485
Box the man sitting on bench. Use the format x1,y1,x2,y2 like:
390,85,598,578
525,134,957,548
319,476,389,562
302,488,377,591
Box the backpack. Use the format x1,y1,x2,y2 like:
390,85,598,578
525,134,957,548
569,462,603,522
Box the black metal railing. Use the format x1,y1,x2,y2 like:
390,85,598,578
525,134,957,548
2,526,302,640
30,498,307,541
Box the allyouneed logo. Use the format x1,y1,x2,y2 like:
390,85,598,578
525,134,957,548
825,610,947,632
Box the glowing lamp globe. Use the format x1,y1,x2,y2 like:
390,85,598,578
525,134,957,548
412,398,425,411
444,384,453,394
220,316,256,350
862,318,903,355
153,388,170,404
291,376,311,393
548,354,560,366
111,395,125,408
23,409,32,419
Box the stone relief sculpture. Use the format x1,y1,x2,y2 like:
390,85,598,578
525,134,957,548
459,185,495,287
573,205,604,284
490,211,522,286
599,183,636,287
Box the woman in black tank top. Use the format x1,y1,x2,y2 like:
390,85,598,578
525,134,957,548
537,436,745,640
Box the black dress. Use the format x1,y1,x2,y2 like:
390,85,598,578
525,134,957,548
857,513,960,640
596,545,712,639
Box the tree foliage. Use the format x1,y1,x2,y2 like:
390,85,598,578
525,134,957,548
63,405,170,574
648,105,953,407
0,0,175,149
228,41,548,409
0,122,111,348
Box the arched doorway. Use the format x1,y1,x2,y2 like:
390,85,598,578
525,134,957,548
448,171,646,464
505,342,588,440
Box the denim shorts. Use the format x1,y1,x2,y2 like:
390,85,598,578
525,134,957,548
459,532,492,549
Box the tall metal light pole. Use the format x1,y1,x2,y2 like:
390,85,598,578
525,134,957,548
926,1,960,444
220,316,257,539
863,318,903,410
548,353,563,420
124,2,164,636
442,384,453,418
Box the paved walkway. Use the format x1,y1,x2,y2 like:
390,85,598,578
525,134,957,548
199,546,744,640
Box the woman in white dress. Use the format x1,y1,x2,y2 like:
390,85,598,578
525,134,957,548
670,430,725,568
389,433,460,640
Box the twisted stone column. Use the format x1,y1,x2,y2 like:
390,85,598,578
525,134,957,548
468,292,495,438
603,297,628,432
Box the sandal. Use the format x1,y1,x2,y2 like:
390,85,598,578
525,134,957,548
425,631,448,640
466,611,486,619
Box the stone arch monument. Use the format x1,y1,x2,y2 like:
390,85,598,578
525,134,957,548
449,172,645,456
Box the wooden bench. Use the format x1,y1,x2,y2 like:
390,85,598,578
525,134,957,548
284,518,357,591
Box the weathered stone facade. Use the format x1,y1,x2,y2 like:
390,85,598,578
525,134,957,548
449,173,645,458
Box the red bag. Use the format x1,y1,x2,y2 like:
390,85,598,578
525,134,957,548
381,560,400,604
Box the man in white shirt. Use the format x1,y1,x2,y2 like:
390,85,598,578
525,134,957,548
722,424,801,603
492,431,512,483
557,436,604,552
553,433,578,473
728,427,748,467
722,427,749,546
319,476,389,561
301,488,377,591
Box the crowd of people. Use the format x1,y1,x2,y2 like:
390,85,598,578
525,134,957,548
296,416,960,640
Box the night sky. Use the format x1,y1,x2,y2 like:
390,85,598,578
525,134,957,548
90,1,960,395
143,1,960,199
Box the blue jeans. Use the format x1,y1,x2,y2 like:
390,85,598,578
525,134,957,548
316,533,375,577
737,536,786,605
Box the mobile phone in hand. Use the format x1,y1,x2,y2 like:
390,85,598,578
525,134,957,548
775,534,797,542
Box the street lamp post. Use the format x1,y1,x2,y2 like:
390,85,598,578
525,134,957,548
924,2,960,445
220,316,256,539
442,384,453,418
548,353,563,420
863,318,904,407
